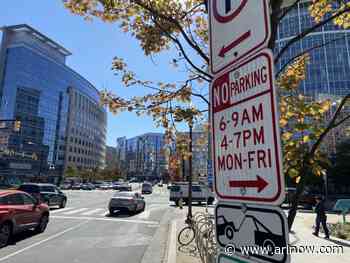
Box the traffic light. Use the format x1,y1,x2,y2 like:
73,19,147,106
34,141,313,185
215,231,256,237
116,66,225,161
13,120,21,132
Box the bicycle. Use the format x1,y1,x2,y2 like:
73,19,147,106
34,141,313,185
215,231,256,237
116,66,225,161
178,217,196,246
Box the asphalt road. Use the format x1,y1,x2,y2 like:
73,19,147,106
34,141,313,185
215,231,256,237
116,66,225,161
0,184,174,263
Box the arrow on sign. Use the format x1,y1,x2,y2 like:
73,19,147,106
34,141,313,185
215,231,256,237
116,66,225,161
218,30,251,58
229,175,268,193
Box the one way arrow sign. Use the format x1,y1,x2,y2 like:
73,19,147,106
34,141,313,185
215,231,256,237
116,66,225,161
229,176,268,193
209,0,271,74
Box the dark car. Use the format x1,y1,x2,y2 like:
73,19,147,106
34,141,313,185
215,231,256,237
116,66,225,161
81,183,95,190
119,184,132,192
0,190,49,247
141,183,152,194
216,215,236,240
18,183,67,208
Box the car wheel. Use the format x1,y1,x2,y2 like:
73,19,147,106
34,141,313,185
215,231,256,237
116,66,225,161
109,209,115,216
60,198,66,208
0,223,11,248
35,214,49,233
225,226,234,240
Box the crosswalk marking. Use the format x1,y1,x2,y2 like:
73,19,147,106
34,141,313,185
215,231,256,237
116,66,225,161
62,208,89,215
81,208,106,216
50,207,76,214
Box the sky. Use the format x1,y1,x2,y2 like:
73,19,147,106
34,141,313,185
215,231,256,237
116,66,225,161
0,1,202,146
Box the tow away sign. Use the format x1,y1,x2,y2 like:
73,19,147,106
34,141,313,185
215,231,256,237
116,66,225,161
210,49,284,205
209,0,271,74
215,203,290,263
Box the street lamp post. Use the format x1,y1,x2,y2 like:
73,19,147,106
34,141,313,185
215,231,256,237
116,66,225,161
187,118,193,221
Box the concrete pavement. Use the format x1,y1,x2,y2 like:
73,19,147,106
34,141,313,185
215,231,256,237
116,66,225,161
0,186,174,263
173,206,350,263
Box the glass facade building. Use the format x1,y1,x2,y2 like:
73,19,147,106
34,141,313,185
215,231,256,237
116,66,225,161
276,1,350,97
116,133,166,180
0,24,106,184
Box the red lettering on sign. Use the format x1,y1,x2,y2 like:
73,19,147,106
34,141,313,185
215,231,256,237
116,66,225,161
213,66,268,112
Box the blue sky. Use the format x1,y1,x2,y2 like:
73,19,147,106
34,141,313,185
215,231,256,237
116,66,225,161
0,1,204,146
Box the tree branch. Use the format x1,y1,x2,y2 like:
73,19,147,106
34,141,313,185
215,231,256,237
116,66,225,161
309,93,350,157
278,0,303,22
150,16,212,80
276,36,346,77
275,6,350,62
133,0,209,64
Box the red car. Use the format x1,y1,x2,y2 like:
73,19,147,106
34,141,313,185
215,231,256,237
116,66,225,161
0,190,50,248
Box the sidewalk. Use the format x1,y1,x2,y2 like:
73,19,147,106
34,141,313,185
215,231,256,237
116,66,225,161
170,206,350,263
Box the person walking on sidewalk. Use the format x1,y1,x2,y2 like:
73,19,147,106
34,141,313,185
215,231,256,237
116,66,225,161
313,196,330,239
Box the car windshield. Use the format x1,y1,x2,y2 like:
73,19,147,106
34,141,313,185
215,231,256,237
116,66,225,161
113,192,134,197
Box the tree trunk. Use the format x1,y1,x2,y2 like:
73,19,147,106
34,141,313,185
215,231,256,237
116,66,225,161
287,166,307,230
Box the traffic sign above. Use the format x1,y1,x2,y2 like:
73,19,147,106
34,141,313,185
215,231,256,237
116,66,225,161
210,50,284,205
215,203,290,263
209,0,271,74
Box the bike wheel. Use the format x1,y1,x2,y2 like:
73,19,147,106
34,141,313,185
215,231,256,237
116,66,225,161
178,226,195,246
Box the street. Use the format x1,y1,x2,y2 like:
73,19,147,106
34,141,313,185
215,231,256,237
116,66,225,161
0,185,173,263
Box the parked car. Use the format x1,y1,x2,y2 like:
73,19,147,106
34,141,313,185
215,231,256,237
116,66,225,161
119,184,132,192
71,184,82,190
18,183,67,208
141,183,153,194
60,183,71,190
169,182,215,206
81,183,95,190
0,190,50,247
108,191,145,215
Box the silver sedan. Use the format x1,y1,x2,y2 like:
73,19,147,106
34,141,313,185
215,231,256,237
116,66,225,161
108,192,145,215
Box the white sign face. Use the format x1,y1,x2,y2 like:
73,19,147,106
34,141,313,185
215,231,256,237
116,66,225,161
210,50,284,205
215,203,290,263
209,0,271,74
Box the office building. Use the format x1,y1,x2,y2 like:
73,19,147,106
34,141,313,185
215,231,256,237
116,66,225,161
116,133,166,180
0,24,106,184
277,1,350,152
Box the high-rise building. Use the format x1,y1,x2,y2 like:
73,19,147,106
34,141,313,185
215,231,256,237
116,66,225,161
277,1,350,97
0,24,107,184
116,133,166,180
105,146,117,170
176,125,209,183
277,2,350,152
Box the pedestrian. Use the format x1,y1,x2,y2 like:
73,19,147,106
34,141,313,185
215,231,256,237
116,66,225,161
178,190,183,210
312,196,330,239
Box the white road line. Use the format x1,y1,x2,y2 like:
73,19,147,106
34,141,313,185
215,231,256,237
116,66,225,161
81,208,105,216
166,221,177,263
51,215,159,225
62,208,89,215
50,207,75,214
0,220,90,262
